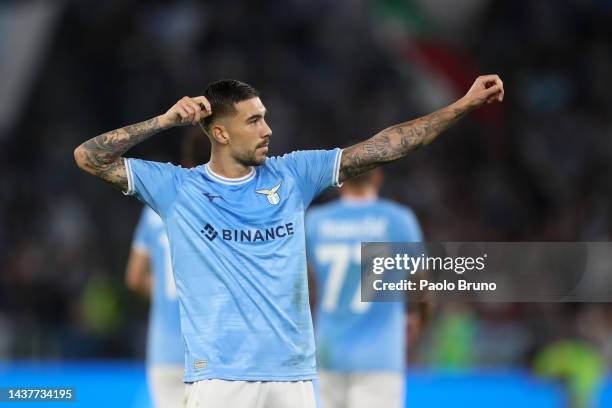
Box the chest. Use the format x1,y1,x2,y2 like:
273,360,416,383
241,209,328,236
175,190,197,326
174,173,304,229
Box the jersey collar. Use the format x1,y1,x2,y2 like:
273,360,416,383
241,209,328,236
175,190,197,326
204,163,256,185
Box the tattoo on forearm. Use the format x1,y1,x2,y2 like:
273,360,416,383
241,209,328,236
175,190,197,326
75,117,162,190
339,106,469,182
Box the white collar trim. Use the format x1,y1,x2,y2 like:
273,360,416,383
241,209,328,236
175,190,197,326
204,163,256,185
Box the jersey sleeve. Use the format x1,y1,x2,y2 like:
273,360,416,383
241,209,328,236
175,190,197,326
281,149,342,207
131,207,152,254
123,158,186,218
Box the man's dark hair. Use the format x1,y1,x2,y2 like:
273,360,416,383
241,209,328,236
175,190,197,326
202,79,259,130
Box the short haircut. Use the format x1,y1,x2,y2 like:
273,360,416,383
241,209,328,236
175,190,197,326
202,79,259,130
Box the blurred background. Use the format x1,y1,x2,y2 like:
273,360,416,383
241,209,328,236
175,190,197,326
1,0,612,406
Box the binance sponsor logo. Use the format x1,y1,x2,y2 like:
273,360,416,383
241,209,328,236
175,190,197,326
200,223,218,241
200,222,294,243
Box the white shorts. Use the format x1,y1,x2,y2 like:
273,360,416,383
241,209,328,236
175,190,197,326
183,379,316,408
147,364,184,408
318,371,404,408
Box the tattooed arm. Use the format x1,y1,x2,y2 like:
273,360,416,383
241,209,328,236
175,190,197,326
74,96,211,191
73,117,164,191
339,75,504,183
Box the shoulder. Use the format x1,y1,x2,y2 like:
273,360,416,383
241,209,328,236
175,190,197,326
126,159,192,186
376,200,422,232
263,151,303,169
306,201,340,224
182,165,205,180
259,151,307,179
128,158,190,174
266,149,340,168
378,199,417,218
308,199,341,216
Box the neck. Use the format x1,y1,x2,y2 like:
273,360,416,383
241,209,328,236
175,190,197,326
208,150,253,179
341,186,378,201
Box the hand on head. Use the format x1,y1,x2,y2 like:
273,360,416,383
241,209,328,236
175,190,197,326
162,96,212,128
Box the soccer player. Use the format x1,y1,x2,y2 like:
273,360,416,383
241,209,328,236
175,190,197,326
74,76,503,407
126,206,183,407
306,168,422,408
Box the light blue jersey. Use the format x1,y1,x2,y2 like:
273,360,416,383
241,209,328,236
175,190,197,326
131,206,183,366
125,148,342,382
306,198,423,372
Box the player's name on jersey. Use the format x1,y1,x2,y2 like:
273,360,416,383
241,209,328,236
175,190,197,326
318,217,388,239
373,279,497,292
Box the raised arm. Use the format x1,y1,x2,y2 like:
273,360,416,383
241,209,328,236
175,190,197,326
339,75,504,183
73,96,211,190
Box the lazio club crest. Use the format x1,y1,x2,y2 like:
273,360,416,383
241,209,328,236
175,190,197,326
256,182,282,205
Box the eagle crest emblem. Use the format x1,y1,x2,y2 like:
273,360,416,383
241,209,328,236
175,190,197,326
256,182,282,205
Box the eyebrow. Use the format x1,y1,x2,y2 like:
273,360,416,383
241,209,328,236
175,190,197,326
246,109,267,122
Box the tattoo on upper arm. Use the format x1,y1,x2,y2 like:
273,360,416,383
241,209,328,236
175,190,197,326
339,107,468,182
76,117,162,190
339,136,391,182
97,158,128,191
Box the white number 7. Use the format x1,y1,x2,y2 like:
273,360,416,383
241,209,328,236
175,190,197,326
315,243,370,313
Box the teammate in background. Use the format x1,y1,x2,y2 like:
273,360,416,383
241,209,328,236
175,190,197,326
126,207,183,408
125,134,208,408
74,76,503,407
306,169,423,408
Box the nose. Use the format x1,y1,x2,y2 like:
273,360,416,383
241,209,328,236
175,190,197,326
262,119,272,138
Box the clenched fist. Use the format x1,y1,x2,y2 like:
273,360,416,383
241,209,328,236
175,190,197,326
160,96,212,128
462,75,504,108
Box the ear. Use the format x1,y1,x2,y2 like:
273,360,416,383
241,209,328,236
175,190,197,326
211,124,230,145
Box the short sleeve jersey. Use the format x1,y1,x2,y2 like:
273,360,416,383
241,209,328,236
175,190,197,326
125,149,342,382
